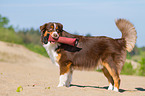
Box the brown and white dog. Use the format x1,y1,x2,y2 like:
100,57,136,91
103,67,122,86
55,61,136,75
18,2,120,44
40,19,137,92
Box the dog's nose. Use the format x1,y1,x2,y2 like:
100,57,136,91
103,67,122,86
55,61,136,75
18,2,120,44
52,32,59,39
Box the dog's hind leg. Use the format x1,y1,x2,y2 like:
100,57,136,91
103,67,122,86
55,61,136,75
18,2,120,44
57,61,73,87
66,68,73,87
102,67,114,90
103,62,120,92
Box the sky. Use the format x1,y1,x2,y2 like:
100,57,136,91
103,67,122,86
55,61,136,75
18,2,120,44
0,0,145,47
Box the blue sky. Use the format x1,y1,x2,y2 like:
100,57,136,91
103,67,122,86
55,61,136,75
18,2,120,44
0,0,145,47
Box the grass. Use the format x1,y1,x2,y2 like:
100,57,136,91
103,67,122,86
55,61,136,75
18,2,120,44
24,44,48,57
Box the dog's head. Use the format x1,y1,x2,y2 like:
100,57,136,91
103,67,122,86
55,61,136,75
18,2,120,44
40,22,63,44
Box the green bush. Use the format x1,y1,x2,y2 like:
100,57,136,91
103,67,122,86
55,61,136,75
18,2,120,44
121,62,136,75
138,58,145,76
0,28,23,44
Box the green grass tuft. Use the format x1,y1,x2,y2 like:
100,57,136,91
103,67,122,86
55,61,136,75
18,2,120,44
16,86,23,92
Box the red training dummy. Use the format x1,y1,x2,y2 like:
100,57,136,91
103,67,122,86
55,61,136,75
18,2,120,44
48,34,78,46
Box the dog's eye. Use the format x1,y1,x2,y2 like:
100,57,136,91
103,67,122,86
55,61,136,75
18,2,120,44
42,30,45,33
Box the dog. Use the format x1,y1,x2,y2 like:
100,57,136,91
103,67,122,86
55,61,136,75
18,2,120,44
40,19,137,92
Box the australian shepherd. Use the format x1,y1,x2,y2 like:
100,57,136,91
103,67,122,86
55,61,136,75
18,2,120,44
40,19,137,92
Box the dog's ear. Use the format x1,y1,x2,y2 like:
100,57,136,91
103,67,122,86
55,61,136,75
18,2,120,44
40,24,47,43
56,23,63,31
40,24,46,32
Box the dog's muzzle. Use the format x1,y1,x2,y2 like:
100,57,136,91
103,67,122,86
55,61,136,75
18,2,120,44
43,32,59,44
51,32,59,39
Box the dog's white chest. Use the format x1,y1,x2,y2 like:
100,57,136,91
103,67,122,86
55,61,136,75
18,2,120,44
43,42,59,66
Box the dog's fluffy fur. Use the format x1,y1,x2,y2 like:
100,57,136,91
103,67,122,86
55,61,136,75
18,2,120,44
40,19,137,92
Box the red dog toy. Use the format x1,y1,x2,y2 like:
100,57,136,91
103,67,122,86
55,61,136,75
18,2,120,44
47,34,78,46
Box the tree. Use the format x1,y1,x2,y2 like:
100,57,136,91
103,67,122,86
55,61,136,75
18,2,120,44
0,14,9,28
86,33,91,37
17,28,41,45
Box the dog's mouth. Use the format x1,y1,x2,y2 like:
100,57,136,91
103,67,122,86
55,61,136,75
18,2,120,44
42,32,59,44
50,41,56,44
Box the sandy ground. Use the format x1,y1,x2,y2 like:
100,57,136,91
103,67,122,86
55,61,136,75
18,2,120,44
0,41,145,96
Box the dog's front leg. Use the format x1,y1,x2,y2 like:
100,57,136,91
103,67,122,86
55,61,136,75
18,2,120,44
57,72,69,87
57,62,73,87
57,70,73,87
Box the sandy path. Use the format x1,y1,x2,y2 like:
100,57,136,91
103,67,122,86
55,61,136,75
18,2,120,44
0,41,145,96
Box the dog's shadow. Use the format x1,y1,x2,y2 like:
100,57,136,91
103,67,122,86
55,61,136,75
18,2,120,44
70,84,108,90
70,84,145,93
135,87,145,91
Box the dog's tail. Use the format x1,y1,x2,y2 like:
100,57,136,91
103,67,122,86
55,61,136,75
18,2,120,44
115,19,137,52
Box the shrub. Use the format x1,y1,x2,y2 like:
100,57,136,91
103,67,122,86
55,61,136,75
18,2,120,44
138,58,145,76
121,62,136,75
0,28,23,44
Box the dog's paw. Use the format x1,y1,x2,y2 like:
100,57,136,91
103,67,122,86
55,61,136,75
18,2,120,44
108,87,113,90
57,83,70,87
65,83,70,87
57,84,64,87
113,87,119,92
108,83,113,90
